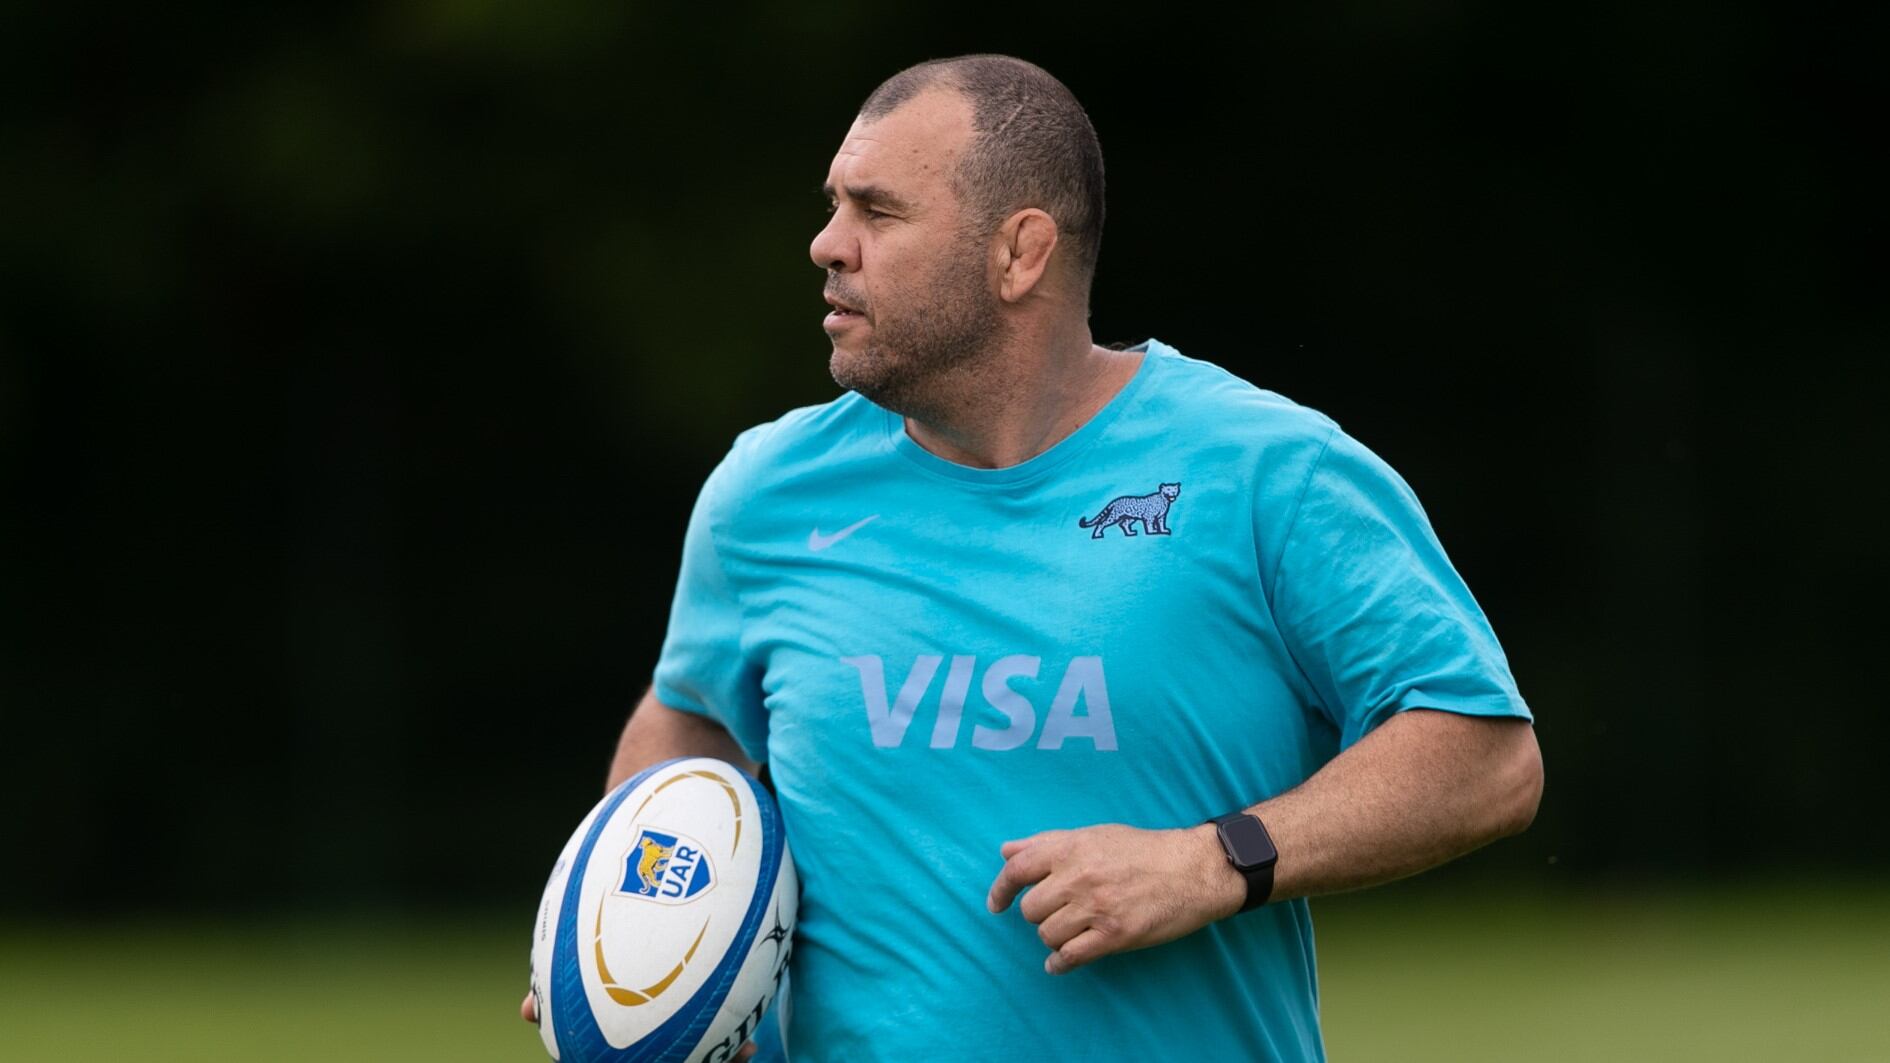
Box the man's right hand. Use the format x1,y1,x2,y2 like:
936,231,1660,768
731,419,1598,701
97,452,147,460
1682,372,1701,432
520,689,761,1049
523,990,757,1060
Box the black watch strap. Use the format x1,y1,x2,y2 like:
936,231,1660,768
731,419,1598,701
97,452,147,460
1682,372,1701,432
1208,812,1278,913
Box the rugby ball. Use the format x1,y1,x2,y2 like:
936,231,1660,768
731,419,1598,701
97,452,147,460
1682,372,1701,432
530,757,797,1063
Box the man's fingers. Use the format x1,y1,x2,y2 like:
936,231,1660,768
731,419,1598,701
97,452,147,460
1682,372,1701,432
999,829,1063,859
1035,903,1091,951
987,844,1055,913
1017,873,1069,925
1045,926,1111,975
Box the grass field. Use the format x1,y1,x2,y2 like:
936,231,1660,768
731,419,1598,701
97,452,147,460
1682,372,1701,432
1316,882,1890,1062
3,882,1885,1061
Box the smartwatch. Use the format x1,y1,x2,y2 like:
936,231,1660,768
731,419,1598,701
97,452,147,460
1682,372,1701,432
1208,811,1278,913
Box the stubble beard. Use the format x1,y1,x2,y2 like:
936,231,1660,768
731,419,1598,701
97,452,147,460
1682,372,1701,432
827,243,1005,423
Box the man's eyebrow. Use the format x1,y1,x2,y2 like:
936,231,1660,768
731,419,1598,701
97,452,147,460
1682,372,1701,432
820,182,914,213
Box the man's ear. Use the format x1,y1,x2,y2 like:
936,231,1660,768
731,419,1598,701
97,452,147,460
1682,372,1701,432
995,208,1060,303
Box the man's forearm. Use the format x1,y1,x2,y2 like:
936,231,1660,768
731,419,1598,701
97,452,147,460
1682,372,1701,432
604,686,759,791
985,708,1540,973
986,709,1542,974
1234,709,1543,908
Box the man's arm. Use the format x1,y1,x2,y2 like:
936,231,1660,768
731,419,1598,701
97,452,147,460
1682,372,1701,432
605,684,760,790
523,686,759,1026
1252,709,1541,900
987,709,1543,974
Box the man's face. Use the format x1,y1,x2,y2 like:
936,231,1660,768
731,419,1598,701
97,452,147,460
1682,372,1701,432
809,89,1002,415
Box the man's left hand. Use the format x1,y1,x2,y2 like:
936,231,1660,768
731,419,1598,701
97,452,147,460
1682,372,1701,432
986,823,1245,975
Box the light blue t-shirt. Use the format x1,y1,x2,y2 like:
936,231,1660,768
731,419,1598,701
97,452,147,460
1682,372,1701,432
654,339,1529,1062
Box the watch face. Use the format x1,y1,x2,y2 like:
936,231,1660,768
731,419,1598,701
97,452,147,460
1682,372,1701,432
1218,815,1278,868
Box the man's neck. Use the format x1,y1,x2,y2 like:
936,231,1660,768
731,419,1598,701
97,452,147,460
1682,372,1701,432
901,324,1144,470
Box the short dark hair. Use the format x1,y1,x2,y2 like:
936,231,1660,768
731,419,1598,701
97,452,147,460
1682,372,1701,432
860,55,1106,291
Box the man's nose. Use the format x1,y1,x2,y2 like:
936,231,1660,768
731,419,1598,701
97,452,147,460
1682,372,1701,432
809,214,857,273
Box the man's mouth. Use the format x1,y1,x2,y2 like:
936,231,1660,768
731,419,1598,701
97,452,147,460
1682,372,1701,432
824,294,868,329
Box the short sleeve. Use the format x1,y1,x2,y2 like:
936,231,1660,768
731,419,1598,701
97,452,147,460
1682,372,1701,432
1272,428,1530,749
651,430,771,763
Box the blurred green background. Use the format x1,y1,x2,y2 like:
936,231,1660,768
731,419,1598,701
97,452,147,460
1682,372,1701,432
6,883,1889,1060
2,0,1885,1059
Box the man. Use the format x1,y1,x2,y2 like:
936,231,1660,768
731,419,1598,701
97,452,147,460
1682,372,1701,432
528,54,1542,1061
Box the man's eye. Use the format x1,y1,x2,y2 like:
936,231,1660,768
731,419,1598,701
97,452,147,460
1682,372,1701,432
822,202,889,221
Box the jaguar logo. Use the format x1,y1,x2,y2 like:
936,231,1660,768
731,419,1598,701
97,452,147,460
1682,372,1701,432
619,827,715,903
1079,481,1180,538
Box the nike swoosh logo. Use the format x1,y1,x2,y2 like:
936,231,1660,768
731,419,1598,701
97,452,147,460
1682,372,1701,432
808,514,879,551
